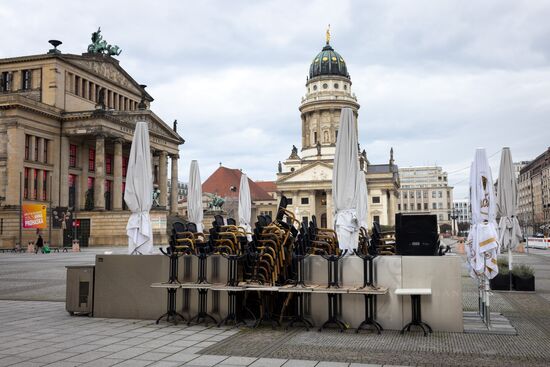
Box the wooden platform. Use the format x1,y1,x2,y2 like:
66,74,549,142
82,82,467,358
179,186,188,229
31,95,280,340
463,311,517,335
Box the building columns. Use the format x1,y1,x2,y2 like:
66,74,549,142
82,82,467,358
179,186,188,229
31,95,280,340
79,145,89,210
159,151,168,208
388,189,396,226
326,190,334,229
94,135,105,210
113,139,123,210
169,154,179,215
59,136,70,207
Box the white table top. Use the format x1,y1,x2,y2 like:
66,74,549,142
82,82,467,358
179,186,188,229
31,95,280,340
150,282,181,289
395,288,432,296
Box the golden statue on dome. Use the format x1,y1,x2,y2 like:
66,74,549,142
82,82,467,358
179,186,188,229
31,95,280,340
326,24,331,44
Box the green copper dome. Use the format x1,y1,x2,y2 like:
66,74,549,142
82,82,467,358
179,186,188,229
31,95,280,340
309,43,349,79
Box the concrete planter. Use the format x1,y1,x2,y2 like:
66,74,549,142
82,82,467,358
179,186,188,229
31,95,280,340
512,275,535,291
490,273,511,291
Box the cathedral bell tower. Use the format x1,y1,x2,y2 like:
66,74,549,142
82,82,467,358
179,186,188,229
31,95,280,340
299,27,360,161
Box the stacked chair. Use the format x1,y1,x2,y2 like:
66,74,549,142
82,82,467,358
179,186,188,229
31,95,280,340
370,221,396,255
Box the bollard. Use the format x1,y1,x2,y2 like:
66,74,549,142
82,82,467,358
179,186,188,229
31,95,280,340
72,239,80,253
27,241,35,254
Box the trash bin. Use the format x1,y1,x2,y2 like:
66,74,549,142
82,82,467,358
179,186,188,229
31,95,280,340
66,265,94,315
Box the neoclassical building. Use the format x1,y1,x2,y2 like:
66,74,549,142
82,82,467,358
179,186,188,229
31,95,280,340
0,33,183,248
276,35,399,229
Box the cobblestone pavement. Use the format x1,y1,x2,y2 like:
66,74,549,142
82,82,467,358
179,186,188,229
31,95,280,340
1,248,550,366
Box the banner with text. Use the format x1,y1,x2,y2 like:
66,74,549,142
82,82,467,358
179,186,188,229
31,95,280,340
22,204,47,229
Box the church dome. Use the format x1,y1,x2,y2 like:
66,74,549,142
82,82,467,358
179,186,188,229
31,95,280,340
309,42,349,79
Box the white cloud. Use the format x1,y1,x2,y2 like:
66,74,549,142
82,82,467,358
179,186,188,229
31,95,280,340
1,0,549,199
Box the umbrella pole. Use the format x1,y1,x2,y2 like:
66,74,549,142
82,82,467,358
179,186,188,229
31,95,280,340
485,273,491,329
478,276,484,320
508,248,513,291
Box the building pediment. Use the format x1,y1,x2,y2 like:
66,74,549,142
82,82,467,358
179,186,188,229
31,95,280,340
278,161,334,184
62,110,184,147
62,55,151,100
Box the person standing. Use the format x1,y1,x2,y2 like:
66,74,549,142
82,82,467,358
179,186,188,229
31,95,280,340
35,234,44,254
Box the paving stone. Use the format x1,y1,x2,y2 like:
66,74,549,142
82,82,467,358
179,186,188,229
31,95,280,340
147,362,182,367
30,352,79,364
162,352,200,363
65,350,114,363
78,358,124,367
221,356,258,365
316,362,349,367
184,354,228,366
111,360,152,367
249,358,287,367
135,352,174,361
283,359,319,366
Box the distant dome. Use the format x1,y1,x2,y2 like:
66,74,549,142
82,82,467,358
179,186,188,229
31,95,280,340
309,42,349,79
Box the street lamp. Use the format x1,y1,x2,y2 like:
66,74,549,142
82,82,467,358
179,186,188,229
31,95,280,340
450,207,459,237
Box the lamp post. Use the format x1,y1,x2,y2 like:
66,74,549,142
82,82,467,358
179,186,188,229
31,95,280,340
450,207,459,237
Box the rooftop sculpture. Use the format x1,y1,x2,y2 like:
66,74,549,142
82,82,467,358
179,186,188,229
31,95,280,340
87,27,122,56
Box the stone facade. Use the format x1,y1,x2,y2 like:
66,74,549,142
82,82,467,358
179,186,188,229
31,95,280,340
397,166,454,230
276,39,399,229
0,43,184,248
518,147,550,236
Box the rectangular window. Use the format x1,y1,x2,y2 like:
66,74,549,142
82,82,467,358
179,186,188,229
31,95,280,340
24,168,29,199
88,148,95,171
438,191,442,198
106,154,113,175
373,215,380,223
24,135,30,160
122,156,128,177
74,76,80,95
87,177,94,189
34,137,39,161
69,144,77,168
43,139,48,164
33,170,38,199
286,198,293,205
416,191,421,199
438,202,443,209
432,203,437,209
403,192,408,199
0,71,12,92
22,69,32,90
397,203,401,211
81,80,86,99
43,171,47,200
372,196,380,204
424,203,428,210
314,132,318,144
404,203,408,210
432,191,436,198
439,214,443,220
417,203,421,210
301,197,309,205
68,174,77,209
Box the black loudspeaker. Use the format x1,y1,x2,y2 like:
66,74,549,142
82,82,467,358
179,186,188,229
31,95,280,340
395,213,439,256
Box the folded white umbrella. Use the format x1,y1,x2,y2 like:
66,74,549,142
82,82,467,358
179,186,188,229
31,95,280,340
466,148,499,279
332,108,361,253
356,169,368,230
238,173,252,241
496,147,523,274
124,121,154,255
188,160,204,233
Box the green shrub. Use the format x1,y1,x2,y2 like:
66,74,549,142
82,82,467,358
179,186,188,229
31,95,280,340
497,257,510,275
511,264,534,278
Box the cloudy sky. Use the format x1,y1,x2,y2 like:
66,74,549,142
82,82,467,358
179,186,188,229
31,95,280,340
2,0,549,198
